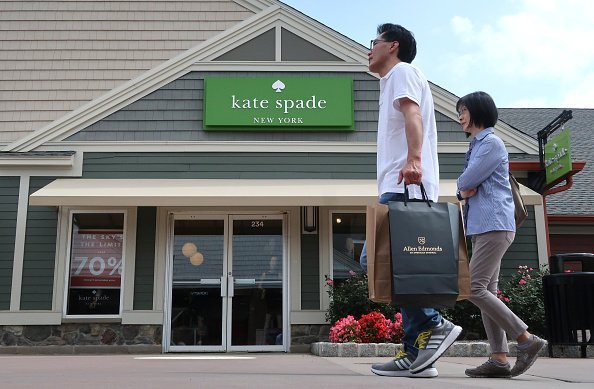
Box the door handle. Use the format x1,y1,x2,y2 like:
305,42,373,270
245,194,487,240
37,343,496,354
221,276,227,297
227,276,234,297
235,278,256,285
200,278,221,285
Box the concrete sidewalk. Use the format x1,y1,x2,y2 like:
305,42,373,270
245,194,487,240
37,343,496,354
0,353,592,389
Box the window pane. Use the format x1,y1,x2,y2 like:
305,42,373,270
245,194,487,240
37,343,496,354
67,213,124,315
332,212,365,283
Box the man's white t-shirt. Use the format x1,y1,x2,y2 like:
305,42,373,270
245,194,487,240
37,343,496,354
376,62,439,201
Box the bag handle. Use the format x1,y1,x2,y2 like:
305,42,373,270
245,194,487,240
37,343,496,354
403,182,432,207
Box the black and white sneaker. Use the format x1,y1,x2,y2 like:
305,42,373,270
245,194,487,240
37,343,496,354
409,319,462,373
371,350,438,378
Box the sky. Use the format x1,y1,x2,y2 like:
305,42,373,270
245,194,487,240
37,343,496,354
280,0,594,108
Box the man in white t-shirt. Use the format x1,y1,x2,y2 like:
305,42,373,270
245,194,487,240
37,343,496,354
362,23,462,378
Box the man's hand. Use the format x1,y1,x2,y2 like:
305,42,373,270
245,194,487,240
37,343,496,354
398,159,422,185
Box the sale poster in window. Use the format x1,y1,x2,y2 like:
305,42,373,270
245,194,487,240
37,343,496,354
69,229,123,288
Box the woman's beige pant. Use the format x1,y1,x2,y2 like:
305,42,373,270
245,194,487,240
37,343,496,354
469,231,528,354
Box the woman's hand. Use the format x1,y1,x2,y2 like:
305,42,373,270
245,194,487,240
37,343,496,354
460,188,477,198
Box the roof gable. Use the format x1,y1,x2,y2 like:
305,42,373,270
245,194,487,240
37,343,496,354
0,0,268,145
3,1,537,155
3,3,372,152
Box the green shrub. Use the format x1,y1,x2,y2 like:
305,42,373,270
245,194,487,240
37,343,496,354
325,272,396,325
442,300,486,340
498,265,547,337
443,265,548,339
326,266,548,340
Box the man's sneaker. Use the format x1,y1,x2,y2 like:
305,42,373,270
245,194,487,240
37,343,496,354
465,359,512,378
371,350,438,378
409,319,462,373
511,335,546,377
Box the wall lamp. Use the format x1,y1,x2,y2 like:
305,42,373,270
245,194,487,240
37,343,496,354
301,206,319,234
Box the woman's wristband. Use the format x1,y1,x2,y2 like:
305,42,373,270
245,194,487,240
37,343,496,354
456,190,465,201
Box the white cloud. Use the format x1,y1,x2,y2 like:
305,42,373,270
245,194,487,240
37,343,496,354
451,16,473,36
561,71,594,108
447,0,594,107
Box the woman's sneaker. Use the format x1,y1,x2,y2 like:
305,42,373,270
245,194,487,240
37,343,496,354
465,359,512,378
371,350,438,378
409,319,462,373
511,335,546,377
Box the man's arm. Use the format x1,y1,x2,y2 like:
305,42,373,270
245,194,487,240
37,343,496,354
398,97,423,185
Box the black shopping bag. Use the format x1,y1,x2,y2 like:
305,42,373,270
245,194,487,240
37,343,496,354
388,184,461,308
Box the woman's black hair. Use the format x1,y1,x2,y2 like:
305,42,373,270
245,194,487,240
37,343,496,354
456,91,498,130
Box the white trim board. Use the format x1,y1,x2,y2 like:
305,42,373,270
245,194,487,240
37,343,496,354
32,141,527,155
28,178,543,207
9,176,30,311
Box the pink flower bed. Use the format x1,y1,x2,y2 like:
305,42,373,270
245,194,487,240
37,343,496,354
329,312,404,343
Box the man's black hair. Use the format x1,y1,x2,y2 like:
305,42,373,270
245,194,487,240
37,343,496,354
377,23,417,63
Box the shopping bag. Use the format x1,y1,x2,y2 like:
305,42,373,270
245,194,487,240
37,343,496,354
388,184,461,308
456,202,471,301
365,203,392,303
509,172,528,228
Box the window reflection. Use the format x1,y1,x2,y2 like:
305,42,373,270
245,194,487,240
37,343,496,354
332,212,365,284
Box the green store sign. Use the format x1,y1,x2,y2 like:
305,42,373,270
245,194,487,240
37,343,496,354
544,129,572,184
203,77,354,129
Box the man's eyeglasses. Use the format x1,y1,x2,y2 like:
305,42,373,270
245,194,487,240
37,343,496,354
370,39,394,50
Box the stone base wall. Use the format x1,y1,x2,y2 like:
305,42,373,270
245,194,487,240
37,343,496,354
0,324,162,354
0,324,328,354
291,324,330,345
311,341,594,358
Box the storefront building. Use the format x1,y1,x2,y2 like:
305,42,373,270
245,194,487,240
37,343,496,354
1,0,545,353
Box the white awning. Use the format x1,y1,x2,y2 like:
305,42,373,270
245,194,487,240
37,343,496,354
28,178,541,207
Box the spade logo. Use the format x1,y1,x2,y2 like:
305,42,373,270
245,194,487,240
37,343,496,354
272,80,285,93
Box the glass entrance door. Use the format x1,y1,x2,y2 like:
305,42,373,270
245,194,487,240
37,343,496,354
168,216,227,352
165,214,286,352
228,215,285,351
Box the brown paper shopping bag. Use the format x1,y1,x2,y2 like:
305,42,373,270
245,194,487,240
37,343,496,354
366,203,392,303
456,203,471,301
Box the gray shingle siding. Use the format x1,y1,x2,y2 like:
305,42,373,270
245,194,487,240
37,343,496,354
134,207,157,310
300,234,319,310
501,207,539,277
0,177,19,310
0,0,256,143
66,72,380,142
214,28,276,61
280,28,343,62
436,112,468,142
81,152,378,179
20,177,58,310
438,154,466,179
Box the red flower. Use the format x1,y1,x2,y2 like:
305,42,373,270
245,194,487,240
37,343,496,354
358,312,392,343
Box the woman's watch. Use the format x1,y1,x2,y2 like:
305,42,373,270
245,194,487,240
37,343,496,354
456,190,465,201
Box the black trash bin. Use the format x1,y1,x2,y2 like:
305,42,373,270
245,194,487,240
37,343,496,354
549,253,594,274
543,253,594,358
